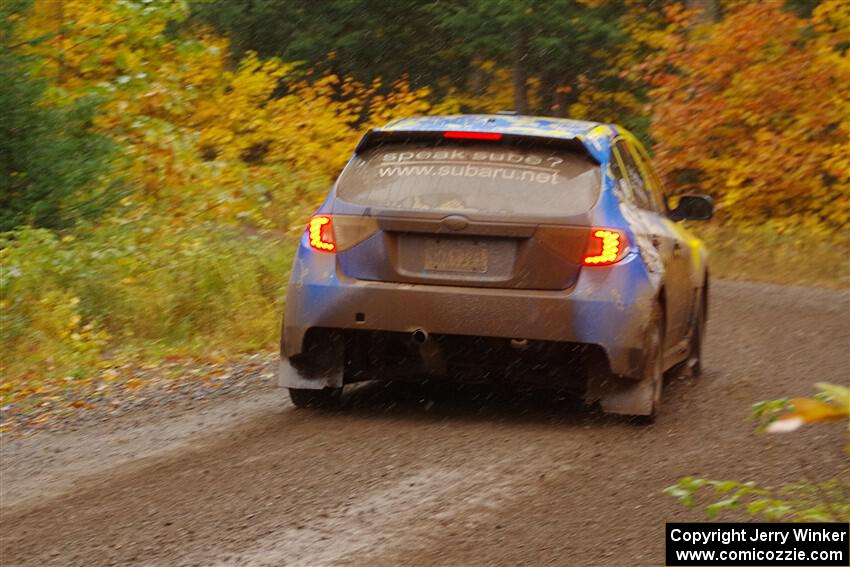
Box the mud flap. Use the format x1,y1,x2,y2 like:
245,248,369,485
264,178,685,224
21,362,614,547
585,372,655,416
278,331,345,390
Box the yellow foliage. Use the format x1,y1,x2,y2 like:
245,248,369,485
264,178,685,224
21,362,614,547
20,0,436,230
568,80,643,124
367,79,433,128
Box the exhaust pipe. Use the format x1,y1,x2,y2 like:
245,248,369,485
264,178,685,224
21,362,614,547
411,328,446,375
411,328,429,345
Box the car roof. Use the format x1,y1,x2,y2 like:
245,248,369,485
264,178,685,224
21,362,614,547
382,114,606,137
378,114,620,163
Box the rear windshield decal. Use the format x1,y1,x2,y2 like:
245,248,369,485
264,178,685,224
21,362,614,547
337,142,601,217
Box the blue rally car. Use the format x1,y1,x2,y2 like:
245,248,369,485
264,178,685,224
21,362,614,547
279,114,713,420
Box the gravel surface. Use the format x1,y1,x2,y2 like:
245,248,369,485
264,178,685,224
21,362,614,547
0,354,278,435
1,279,848,566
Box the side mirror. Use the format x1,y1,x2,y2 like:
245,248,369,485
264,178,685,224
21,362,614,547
669,194,714,221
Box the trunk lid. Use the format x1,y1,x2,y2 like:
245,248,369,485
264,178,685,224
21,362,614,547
331,138,601,290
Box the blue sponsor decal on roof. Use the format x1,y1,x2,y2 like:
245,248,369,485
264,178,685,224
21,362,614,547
378,114,616,163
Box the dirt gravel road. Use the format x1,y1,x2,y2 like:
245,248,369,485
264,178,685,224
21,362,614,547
1,280,848,567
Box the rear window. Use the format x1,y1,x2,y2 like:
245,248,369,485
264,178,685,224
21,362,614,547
336,142,601,217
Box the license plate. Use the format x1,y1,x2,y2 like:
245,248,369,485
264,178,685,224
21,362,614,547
424,239,489,273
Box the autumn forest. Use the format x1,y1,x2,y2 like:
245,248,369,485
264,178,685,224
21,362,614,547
1,0,848,409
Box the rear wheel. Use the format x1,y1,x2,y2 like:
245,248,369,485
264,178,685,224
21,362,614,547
686,286,707,378
288,387,342,409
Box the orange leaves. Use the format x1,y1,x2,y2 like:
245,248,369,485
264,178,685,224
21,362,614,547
645,1,850,230
777,398,846,423
766,383,850,435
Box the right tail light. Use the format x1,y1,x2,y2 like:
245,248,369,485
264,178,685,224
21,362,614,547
583,228,628,266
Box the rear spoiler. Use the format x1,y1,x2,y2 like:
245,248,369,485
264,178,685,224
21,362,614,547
354,129,600,164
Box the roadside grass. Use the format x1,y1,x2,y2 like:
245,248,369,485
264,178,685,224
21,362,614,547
690,224,849,291
1,220,295,412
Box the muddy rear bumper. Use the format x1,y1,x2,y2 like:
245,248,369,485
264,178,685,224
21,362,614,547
280,245,657,388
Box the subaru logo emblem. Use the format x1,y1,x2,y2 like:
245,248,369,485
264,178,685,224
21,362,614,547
441,215,469,231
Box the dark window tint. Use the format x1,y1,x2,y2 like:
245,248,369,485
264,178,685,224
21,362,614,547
630,143,668,213
336,142,602,217
608,150,632,201
614,141,655,212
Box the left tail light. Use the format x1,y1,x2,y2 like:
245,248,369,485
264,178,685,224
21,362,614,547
307,215,379,253
307,216,335,252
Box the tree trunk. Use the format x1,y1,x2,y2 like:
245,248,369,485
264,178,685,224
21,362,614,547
467,62,487,99
685,0,719,24
55,0,65,83
554,86,571,118
539,72,556,116
512,32,529,114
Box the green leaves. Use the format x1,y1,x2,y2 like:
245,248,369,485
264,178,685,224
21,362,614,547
667,382,849,522
664,477,849,522
0,1,117,231
188,0,639,121
751,398,792,431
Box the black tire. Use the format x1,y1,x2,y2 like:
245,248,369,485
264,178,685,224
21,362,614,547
687,286,707,378
288,387,342,409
